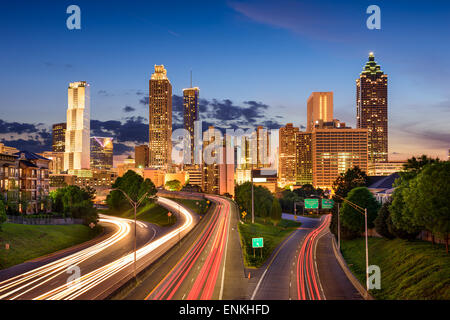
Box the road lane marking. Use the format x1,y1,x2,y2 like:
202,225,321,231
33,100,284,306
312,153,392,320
219,198,231,300
250,230,299,300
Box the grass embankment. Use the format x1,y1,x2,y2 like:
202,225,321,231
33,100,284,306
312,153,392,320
105,202,173,227
164,197,211,216
341,238,450,300
238,217,301,268
0,223,100,270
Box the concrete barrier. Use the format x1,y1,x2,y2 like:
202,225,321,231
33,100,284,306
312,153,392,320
330,235,374,300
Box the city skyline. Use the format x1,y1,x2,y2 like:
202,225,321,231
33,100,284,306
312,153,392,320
0,1,449,163
0,1,448,306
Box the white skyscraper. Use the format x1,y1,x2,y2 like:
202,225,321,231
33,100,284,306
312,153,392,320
64,81,90,171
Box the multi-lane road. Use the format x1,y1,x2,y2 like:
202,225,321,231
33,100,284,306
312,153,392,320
123,194,247,300
249,214,362,300
0,193,362,300
0,197,197,300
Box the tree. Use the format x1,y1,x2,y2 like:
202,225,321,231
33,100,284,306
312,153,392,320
403,162,450,252
279,189,302,213
293,184,323,199
389,185,421,239
270,198,282,225
332,166,369,201
234,182,273,219
340,187,380,238
165,179,182,191
374,200,395,239
49,185,98,225
107,170,157,211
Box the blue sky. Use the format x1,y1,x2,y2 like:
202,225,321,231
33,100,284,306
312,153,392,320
0,0,449,160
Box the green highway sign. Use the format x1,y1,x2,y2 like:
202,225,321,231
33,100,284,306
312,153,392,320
252,238,264,248
305,199,319,209
321,199,334,209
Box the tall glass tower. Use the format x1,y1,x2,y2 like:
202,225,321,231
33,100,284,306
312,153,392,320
356,52,388,164
64,81,90,171
183,87,199,165
149,65,172,169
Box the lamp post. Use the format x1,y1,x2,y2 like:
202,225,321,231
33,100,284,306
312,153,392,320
251,163,254,224
111,188,155,279
334,193,369,296
337,202,340,250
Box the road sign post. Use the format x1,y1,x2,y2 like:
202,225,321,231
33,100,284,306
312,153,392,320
252,237,263,258
321,199,334,209
304,199,319,214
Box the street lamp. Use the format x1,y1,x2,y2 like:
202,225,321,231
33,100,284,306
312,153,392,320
111,188,156,279
334,193,369,296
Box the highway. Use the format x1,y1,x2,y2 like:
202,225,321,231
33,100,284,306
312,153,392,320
250,214,362,300
124,194,247,300
0,197,197,300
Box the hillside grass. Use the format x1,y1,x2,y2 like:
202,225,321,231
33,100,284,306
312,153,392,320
341,237,450,300
0,223,99,270
238,217,301,268
105,202,173,227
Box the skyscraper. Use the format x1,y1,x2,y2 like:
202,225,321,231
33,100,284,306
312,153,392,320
64,81,90,171
307,92,333,132
356,52,388,164
52,123,66,152
295,131,313,185
149,65,172,169
278,123,299,187
183,87,199,165
90,137,113,170
203,126,221,194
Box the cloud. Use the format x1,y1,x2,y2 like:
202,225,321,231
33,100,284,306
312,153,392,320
123,106,136,113
228,0,361,42
98,90,114,97
0,96,282,157
139,96,149,106
0,120,52,153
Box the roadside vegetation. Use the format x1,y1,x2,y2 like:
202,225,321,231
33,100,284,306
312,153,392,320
234,182,301,267
329,157,449,299
238,217,301,268
0,223,100,270
104,170,174,226
341,237,450,299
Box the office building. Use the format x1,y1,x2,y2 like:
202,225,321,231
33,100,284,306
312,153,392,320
307,92,333,132
278,123,299,187
356,52,388,164
90,137,113,170
135,145,149,168
295,131,313,185
149,65,172,169
52,123,66,152
64,81,90,171
183,87,200,165
311,120,368,190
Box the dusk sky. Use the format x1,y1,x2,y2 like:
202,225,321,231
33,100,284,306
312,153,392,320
0,0,449,161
